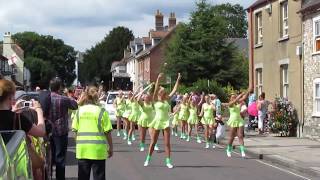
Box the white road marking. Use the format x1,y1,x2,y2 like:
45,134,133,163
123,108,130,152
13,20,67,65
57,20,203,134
256,160,311,180
215,144,312,180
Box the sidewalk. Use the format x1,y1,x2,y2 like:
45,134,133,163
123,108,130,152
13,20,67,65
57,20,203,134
221,132,320,177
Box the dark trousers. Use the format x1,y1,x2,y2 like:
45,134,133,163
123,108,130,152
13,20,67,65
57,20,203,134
51,135,68,180
78,159,106,180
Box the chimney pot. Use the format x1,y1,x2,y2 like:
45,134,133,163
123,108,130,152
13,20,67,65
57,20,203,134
155,10,164,31
169,12,177,29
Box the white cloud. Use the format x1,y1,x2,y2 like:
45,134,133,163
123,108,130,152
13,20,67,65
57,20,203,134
0,0,255,51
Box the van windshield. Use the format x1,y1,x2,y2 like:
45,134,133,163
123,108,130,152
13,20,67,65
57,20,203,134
107,94,117,104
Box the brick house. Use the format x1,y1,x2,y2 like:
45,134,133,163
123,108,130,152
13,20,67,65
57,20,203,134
300,0,320,138
136,11,177,87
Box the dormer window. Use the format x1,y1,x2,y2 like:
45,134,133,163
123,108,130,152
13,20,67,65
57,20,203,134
152,38,161,46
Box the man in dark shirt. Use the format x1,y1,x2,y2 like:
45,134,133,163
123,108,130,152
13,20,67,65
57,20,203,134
48,78,78,180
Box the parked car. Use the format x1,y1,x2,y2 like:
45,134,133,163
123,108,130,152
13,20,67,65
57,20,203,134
104,91,129,126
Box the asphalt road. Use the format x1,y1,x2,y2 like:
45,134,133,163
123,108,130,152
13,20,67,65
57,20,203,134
63,132,313,180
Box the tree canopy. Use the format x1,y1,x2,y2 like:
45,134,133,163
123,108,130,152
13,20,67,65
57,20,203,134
79,26,134,85
164,1,248,89
13,32,77,88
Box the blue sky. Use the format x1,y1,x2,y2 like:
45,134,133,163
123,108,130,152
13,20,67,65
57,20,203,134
0,0,256,51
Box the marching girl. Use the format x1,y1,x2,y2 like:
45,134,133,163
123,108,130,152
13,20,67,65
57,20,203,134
113,91,125,137
199,95,215,149
127,94,141,145
178,95,189,140
136,84,155,152
224,86,252,158
186,96,201,143
144,73,181,168
171,102,180,137
122,92,133,140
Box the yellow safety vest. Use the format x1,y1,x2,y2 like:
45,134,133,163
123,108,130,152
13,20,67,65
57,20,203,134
72,104,112,160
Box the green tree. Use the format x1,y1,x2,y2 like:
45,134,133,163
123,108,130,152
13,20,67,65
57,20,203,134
164,0,248,89
24,57,55,88
13,32,77,87
211,3,248,38
79,26,134,85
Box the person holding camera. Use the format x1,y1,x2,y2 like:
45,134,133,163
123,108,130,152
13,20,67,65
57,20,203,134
0,79,45,136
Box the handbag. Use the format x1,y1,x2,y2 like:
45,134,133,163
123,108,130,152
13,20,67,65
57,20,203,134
14,113,45,169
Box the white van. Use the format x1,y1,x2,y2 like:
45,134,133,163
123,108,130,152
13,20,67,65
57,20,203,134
103,91,129,125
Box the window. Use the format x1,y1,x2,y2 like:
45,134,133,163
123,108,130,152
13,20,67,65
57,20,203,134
256,68,263,95
255,12,263,44
313,16,320,52
280,1,289,37
280,65,289,98
314,78,320,116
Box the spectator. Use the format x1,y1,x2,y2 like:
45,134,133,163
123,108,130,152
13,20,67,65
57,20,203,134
0,79,45,136
72,86,113,180
248,89,256,106
257,92,270,134
48,78,78,180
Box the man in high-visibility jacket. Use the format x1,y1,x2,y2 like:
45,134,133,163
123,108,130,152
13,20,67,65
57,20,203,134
72,87,113,180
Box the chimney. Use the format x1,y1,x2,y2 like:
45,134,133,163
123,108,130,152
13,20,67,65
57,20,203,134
155,10,164,31
3,32,13,44
169,12,176,29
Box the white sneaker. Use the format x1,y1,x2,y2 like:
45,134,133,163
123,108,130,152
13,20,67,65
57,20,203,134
227,151,231,157
154,145,160,151
241,151,246,158
205,143,209,149
197,138,202,144
117,131,121,137
128,141,132,145
144,160,149,167
166,163,174,169
186,137,190,142
123,135,127,140
132,135,136,141
174,133,178,137
140,147,145,152
212,144,216,149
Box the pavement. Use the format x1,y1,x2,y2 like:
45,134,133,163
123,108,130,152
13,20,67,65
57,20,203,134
62,131,317,180
220,131,320,178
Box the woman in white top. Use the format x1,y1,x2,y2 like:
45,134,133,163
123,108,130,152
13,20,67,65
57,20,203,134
257,92,270,134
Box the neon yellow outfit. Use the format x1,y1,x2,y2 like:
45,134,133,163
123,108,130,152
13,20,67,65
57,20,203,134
115,97,125,117
187,105,198,125
178,103,189,121
201,103,214,125
172,113,180,126
138,102,154,127
72,104,112,160
148,101,171,130
227,104,245,128
128,101,140,122
122,99,132,119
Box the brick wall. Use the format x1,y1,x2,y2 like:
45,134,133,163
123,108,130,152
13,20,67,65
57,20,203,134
303,12,320,139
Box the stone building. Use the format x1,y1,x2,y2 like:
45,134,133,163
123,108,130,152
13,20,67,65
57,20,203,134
247,0,303,136
300,0,320,138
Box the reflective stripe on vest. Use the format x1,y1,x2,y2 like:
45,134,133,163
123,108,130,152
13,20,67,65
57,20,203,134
76,140,107,144
76,108,106,145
